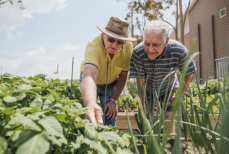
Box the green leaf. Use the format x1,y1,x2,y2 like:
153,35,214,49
18,97,30,106
17,84,33,90
90,141,107,154
30,98,43,108
16,131,50,154
29,111,49,120
13,130,39,147
12,130,22,142
116,148,133,154
30,87,41,93
0,136,7,154
19,117,42,132
84,123,98,141
6,131,14,137
71,142,80,150
20,107,32,113
42,99,55,109
3,96,17,103
98,132,124,147
29,107,40,113
38,116,63,137
0,83,9,91
48,135,67,147
52,114,69,123
12,91,26,101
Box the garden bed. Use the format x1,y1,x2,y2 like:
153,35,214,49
116,111,138,129
116,113,222,133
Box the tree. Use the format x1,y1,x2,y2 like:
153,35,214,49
0,0,24,10
178,0,191,44
118,0,169,45
117,0,192,45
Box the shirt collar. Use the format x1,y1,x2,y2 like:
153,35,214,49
156,45,170,59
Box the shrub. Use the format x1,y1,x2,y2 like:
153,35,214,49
118,94,138,112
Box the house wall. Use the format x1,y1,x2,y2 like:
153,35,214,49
170,13,190,50
178,33,190,51
189,0,229,82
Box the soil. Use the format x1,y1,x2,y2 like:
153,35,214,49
131,140,215,154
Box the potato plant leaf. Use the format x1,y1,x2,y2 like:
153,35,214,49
84,123,98,141
16,131,49,154
11,91,26,101
20,107,32,114
17,84,33,90
19,117,42,132
30,87,41,93
116,148,133,154
98,132,125,147
38,116,64,137
42,99,55,109
52,114,69,123
3,96,17,103
48,135,67,146
30,98,43,108
13,130,39,147
0,83,9,91
0,136,7,153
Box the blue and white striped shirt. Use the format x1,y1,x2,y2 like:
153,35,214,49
129,39,196,96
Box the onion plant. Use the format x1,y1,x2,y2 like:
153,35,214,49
127,41,229,154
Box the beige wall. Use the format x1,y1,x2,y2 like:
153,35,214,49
178,33,190,51
170,13,190,50
189,0,229,82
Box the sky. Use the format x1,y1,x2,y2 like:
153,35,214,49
0,0,190,78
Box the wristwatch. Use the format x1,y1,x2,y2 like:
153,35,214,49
111,98,118,104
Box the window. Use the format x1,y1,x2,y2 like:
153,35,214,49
220,7,226,18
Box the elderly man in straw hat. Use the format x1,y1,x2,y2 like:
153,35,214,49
80,17,136,128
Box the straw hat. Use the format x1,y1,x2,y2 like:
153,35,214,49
96,17,137,41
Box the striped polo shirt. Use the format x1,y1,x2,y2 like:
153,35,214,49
129,39,196,96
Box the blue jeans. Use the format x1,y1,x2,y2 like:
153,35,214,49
97,80,117,126
79,73,117,126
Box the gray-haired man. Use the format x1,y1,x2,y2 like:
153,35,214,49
129,20,196,137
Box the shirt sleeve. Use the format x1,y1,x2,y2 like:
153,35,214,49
123,42,133,71
129,51,145,78
177,49,196,75
83,45,100,68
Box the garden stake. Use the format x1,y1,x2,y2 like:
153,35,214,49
103,61,109,124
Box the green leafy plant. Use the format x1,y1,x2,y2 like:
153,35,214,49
0,74,134,154
118,94,138,112
126,79,137,97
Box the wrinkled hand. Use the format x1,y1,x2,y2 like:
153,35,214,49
85,104,103,129
105,101,118,120
169,96,176,106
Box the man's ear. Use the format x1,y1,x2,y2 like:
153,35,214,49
164,37,169,47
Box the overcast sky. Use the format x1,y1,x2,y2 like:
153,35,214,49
0,0,189,78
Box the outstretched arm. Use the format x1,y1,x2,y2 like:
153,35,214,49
81,64,103,128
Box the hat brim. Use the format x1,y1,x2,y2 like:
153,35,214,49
96,24,137,41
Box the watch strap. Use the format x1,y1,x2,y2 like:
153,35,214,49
111,98,118,104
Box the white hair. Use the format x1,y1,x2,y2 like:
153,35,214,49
143,20,169,43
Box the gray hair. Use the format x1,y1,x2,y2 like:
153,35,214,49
143,20,169,43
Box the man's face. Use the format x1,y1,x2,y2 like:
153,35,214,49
143,31,169,60
103,34,125,55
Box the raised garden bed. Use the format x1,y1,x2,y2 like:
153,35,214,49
116,113,222,133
